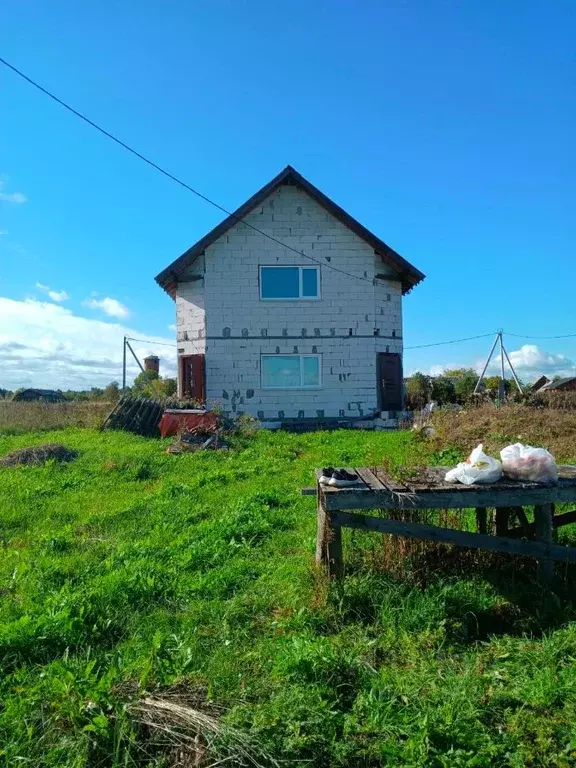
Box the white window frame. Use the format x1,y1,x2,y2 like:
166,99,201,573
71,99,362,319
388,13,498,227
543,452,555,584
259,265,320,301
261,354,322,389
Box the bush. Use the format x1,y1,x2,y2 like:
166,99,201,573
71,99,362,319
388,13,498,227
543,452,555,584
431,376,456,405
404,372,430,410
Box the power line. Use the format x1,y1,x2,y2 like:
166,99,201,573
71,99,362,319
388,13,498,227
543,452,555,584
125,336,177,348
405,332,494,350
0,55,381,287
504,331,576,340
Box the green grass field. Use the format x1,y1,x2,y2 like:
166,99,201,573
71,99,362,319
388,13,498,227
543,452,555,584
2,427,576,767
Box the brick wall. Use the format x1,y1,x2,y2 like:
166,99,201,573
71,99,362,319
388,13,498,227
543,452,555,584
175,183,404,419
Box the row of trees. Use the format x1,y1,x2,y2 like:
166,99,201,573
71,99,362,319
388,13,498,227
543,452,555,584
0,371,177,403
404,368,519,410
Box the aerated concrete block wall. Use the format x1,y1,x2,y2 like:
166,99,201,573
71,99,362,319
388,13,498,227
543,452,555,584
175,183,403,420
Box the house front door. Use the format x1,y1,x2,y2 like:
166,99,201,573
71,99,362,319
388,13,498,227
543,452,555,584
179,354,206,402
377,352,402,411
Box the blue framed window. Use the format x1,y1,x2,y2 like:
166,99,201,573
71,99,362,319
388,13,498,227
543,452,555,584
261,354,321,389
259,266,320,300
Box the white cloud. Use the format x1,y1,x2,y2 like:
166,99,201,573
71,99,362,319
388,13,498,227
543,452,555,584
0,180,27,204
487,344,576,382
48,290,70,302
35,282,70,302
83,296,130,319
0,297,176,390
0,229,7,236
168,323,176,332
412,344,576,383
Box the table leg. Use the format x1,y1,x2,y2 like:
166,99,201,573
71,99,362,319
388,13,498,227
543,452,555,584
315,486,328,566
494,508,509,537
315,489,344,579
326,514,344,579
476,507,488,534
534,503,554,582
513,507,531,539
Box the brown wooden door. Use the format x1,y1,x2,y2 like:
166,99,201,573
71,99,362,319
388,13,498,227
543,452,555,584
377,352,402,411
180,354,206,402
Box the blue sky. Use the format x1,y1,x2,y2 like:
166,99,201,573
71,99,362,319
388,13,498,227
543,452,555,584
1,0,574,389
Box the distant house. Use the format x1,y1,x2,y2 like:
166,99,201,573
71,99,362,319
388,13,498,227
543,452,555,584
541,377,576,392
530,375,551,392
12,389,66,403
155,165,425,427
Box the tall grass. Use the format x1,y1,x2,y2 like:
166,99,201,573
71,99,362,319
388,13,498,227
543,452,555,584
0,400,111,434
430,403,576,462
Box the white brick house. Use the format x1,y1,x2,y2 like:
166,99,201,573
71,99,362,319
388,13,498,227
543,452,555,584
155,166,424,427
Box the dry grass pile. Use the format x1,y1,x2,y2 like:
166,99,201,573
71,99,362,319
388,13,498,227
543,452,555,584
0,401,111,433
430,404,576,462
0,443,79,467
129,695,278,768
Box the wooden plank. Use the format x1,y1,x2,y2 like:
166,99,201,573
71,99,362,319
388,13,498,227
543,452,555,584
356,468,386,491
432,467,576,493
507,509,576,539
373,467,410,493
534,503,554,581
323,485,567,511
329,510,576,565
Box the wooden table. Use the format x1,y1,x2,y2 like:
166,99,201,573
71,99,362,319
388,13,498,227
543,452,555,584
307,466,576,581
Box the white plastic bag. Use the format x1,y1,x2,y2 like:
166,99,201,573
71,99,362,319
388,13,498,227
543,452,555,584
445,444,503,486
500,443,558,484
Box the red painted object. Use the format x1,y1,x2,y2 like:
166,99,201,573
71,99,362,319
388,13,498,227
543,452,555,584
159,409,219,438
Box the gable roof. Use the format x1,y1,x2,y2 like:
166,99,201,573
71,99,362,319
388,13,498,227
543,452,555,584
530,374,551,392
155,165,425,298
541,376,576,391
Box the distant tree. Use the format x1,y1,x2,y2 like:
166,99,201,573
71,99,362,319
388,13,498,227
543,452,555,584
404,372,430,411
132,371,177,399
0,388,13,399
103,381,121,403
454,373,478,403
431,376,456,405
444,367,477,378
157,377,177,397
132,369,160,397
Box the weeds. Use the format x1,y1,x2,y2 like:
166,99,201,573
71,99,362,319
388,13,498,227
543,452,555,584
430,403,576,462
0,401,110,434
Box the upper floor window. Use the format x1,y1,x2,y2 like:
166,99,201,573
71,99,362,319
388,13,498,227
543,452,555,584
259,266,320,300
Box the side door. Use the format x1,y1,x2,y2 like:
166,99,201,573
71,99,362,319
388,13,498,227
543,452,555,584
377,352,403,411
179,354,206,402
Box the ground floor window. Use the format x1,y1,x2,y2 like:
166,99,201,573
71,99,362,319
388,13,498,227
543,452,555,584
261,354,321,389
